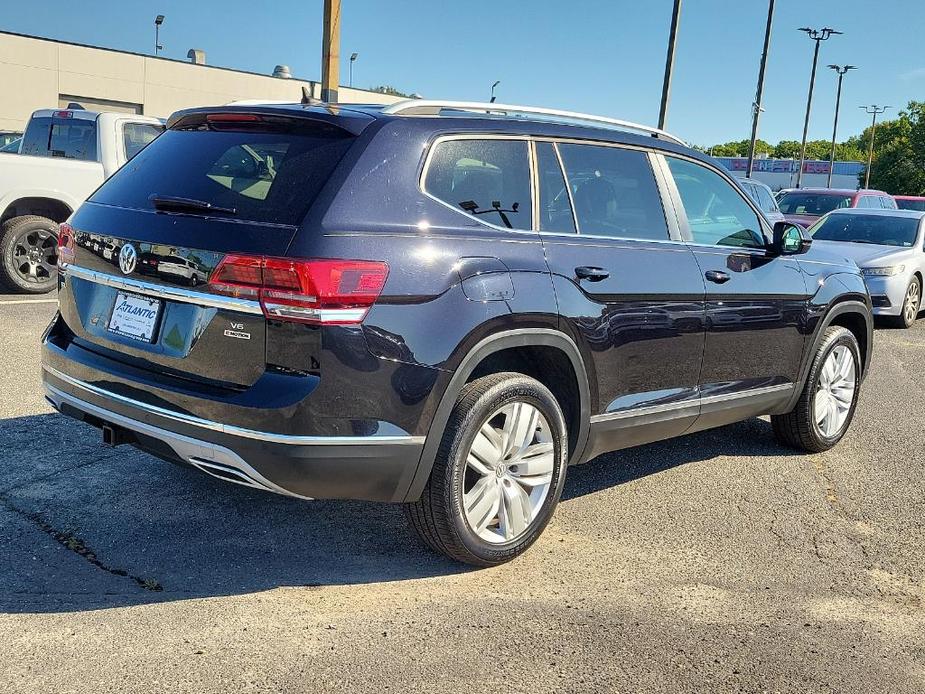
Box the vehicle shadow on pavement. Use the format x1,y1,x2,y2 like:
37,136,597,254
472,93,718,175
1,413,788,614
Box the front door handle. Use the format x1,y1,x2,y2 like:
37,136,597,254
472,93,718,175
705,270,731,284
575,266,610,282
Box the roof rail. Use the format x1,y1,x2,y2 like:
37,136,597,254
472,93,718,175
380,99,686,146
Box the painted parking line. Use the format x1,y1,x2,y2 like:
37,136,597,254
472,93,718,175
0,298,58,305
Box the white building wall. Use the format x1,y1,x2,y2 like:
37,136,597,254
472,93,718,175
0,31,403,132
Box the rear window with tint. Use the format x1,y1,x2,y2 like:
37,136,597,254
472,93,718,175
90,122,354,226
897,199,925,212
20,116,98,161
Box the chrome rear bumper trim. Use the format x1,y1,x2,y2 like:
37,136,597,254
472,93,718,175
64,264,263,315
45,383,311,499
42,364,424,446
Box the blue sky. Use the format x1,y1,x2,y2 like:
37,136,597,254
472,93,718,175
5,1,924,146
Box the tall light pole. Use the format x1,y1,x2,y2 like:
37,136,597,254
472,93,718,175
746,0,775,179
860,105,890,189
796,27,841,188
657,0,682,130
490,80,500,103
154,15,165,56
349,52,358,88
826,64,856,187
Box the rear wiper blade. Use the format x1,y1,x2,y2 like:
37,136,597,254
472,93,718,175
149,194,236,216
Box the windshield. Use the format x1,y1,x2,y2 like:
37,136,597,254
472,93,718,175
896,198,925,212
809,213,921,247
778,192,852,217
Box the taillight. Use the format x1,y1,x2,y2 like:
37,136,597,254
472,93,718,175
57,223,76,267
209,256,389,325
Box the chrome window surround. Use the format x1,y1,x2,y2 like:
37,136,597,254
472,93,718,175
419,134,690,245
43,365,423,445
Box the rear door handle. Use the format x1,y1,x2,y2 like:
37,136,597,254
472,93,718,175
575,266,610,282
704,270,731,284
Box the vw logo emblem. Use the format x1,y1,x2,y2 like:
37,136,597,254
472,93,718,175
119,243,138,275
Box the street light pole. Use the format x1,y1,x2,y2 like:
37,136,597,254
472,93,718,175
796,27,841,188
746,0,775,179
657,0,682,130
490,80,500,103
154,15,165,56
349,52,358,88
860,105,890,189
826,65,856,187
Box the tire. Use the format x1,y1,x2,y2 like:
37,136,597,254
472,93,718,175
892,276,921,329
404,372,569,566
772,326,861,453
0,215,59,293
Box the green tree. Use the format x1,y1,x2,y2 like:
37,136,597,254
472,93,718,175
860,101,925,194
370,85,413,98
704,139,772,157
773,140,801,158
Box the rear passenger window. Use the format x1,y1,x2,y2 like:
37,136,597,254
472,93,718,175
557,143,668,240
424,139,532,230
880,196,896,209
667,157,765,249
536,142,575,233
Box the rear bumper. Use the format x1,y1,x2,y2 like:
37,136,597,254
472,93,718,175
42,365,425,502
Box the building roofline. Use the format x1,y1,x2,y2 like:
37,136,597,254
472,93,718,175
0,29,391,98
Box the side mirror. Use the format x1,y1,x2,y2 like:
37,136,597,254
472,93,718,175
770,221,811,256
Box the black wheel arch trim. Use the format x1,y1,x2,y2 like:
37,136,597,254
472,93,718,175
778,298,872,414
399,328,592,502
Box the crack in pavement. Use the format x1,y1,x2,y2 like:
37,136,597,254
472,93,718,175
0,496,163,592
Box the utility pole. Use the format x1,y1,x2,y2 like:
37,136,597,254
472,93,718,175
746,0,775,179
860,105,890,189
321,0,341,102
658,0,682,130
826,65,856,187
796,27,841,188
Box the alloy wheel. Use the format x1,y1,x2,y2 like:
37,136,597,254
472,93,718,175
12,227,57,286
904,280,920,325
462,401,555,544
813,345,857,438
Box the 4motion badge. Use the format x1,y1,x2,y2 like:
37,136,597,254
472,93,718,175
223,322,251,340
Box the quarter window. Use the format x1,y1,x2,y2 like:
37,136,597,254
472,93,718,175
557,143,669,240
666,157,765,249
536,142,575,233
424,139,532,230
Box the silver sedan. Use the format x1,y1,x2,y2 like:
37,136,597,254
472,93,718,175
808,208,925,328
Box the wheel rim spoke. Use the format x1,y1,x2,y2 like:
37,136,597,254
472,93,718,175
464,477,502,533
499,480,531,540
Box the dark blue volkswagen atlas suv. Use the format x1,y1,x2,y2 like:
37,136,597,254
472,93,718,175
42,99,873,566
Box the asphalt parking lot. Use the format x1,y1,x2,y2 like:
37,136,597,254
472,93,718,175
1,292,924,693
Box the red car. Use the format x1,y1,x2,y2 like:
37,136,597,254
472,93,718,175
894,195,925,212
777,187,896,228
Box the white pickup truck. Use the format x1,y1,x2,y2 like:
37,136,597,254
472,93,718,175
0,108,163,293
